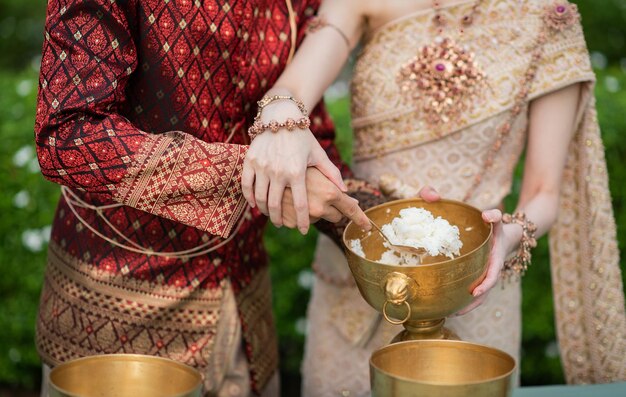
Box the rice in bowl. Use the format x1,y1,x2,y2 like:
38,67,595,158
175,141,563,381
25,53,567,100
349,207,462,265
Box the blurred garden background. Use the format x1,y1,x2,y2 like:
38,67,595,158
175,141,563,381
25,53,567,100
0,0,625,395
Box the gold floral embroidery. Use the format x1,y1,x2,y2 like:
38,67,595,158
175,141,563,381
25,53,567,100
543,1,580,32
115,132,248,238
397,38,485,126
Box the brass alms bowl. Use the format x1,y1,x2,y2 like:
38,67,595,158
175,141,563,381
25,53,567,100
370,340,515,397
49,354,202,397
343,198,492,341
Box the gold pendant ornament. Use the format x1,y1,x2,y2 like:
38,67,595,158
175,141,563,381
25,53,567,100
543,1,579,32
397,38,485,127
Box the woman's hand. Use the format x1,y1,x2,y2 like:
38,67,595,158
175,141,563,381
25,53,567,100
388,183,515,315
402,184,514,315
242,100,346,235
456,209,522,315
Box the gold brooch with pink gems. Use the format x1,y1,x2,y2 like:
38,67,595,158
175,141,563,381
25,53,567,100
397,38,485,127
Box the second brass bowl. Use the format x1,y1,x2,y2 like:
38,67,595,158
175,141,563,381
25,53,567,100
343,198,492,340
370,340,515,397
48,354,202,397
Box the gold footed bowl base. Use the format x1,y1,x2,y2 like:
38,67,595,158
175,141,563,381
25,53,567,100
390,319,460,343
370,340,515,397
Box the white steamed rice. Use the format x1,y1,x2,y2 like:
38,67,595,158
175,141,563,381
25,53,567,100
349,207,462,265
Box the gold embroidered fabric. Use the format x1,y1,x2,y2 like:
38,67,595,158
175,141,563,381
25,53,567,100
235,268,279,391
549,91,626,382
350,0,594,161
303,0,625,393
37,241,222,390
36,241,278,394
115,132,248,239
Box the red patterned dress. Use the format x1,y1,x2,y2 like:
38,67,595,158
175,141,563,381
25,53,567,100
34,0,346,393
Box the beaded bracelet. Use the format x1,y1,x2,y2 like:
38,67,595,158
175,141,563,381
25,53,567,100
501,212,537,282
248,117,311,141
248,94,310,140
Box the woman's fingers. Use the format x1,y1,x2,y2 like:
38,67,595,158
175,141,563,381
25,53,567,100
482,208,503,223
332,194,371,230
267,179,287,228
254,173,270,216
246,128,338,229
455,292,490,316
290,179,310,234
418,185,441,202
313,149,348,192
473,209,505,296
455,207,505,314
241,160,256,208
472,251,503,297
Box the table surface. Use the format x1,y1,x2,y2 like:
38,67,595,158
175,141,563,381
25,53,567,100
513,382,626,396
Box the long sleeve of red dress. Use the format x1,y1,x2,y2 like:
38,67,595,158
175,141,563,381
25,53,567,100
35,0,248,238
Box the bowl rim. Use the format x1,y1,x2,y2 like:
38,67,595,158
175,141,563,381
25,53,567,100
343,197,493,268
369,339,516,386
48,353,203,397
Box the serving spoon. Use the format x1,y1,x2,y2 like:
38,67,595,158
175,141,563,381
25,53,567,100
368,219,427,257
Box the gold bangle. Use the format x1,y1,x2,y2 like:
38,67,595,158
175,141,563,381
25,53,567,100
306,15,351,49
501,212,537,282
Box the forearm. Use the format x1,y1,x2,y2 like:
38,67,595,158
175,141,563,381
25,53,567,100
501,191,558,256
268,0,365,110
269,36,350,110
503,83,582,256
251,0,366,183
244,0,367,231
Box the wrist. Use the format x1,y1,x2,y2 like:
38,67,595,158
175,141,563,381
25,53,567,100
248,92,311,141
500,212,538,281
266,85,307,107
265,86,294,96
260,101,304,122
256,91,308,120
502,222,523,257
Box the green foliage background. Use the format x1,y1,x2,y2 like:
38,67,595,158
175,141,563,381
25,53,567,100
0,0,624,394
